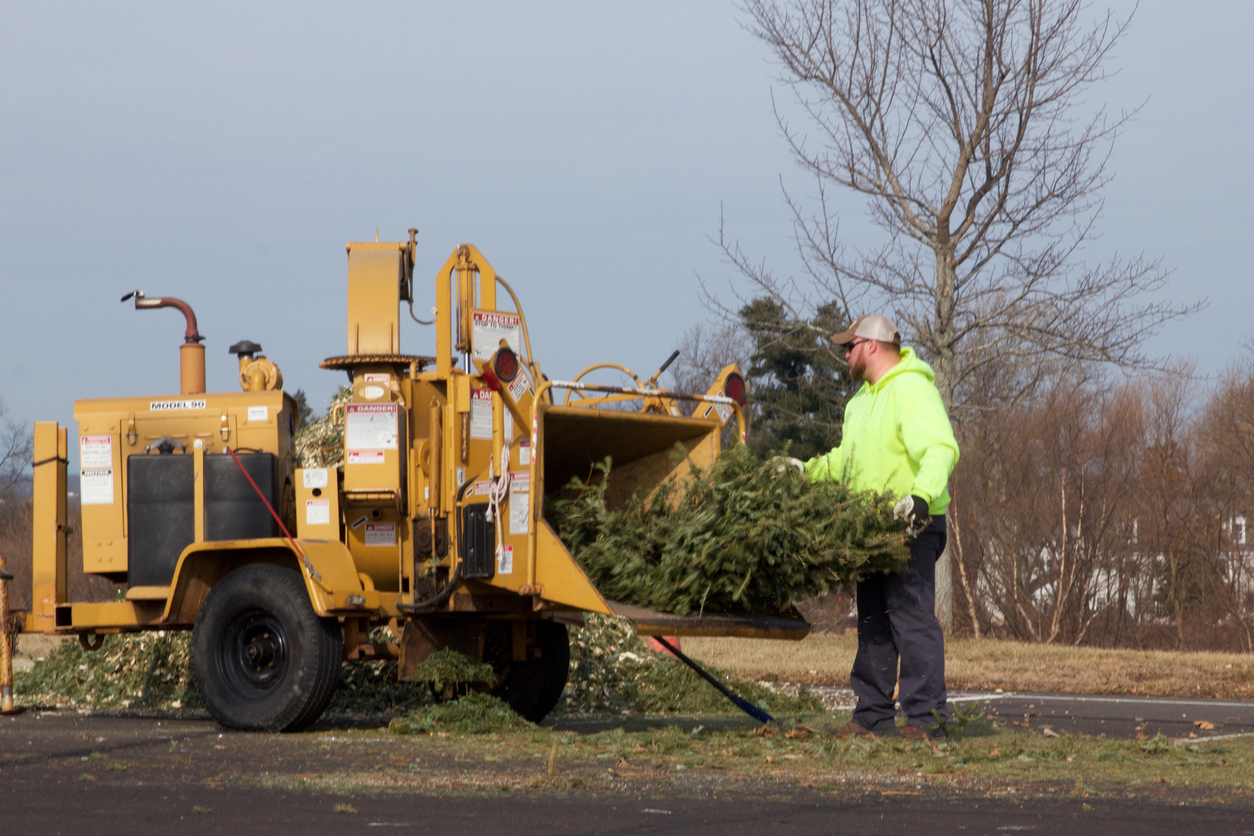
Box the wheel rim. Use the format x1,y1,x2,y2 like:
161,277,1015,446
220,608,290,697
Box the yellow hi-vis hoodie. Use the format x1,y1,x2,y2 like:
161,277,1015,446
803,347,959,514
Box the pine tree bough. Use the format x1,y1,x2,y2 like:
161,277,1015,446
547,445,910,616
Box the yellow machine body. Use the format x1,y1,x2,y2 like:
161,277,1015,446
27,391,298,634
22,235,804,674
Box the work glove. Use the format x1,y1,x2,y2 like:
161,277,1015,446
893,494,931,537
771,456,806,475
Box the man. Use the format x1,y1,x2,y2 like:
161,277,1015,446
804,314,959,740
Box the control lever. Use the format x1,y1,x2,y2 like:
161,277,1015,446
645,349,681,387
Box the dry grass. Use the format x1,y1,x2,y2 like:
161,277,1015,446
17,631,1254,702
259,723,1254,804
685,634,1254,699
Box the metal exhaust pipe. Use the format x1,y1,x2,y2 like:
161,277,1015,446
121,291,206,395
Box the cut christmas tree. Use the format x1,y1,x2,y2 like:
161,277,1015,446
547,444,910,617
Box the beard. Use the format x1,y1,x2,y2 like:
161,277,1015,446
848,353,867,382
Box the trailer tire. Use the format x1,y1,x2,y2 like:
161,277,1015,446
491,621,569,723
192,563,342,732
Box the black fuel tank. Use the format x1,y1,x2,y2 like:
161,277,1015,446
126,452,281,588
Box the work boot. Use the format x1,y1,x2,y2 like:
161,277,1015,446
828,721,879,739
900,723,944,741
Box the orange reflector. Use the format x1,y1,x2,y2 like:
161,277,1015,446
493,347,519,383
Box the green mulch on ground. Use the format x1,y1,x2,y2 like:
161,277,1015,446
14,615,818,721
14,631,200,711
388,692,534,735
559,614,822,716
405,647,497,699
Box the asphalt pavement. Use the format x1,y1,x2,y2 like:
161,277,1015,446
4,693,1254,834
966,692,1254,740
4,776,1253,836
761,684,1254,741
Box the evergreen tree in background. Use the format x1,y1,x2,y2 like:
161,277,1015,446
291,389,315,429
739,297,855,461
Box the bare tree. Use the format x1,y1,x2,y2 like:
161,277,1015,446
0,399,33,609
668,322,754,398
1135,371,1217,650
1189,364,1254,650
956,380,1142,644
742,0,1199,411
0,399,31,500
732,0,1201,628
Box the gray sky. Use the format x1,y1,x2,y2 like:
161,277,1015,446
2,2,1251,468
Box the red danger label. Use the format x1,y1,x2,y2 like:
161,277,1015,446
472,311,521,328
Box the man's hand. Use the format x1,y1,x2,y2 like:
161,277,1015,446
772,457,806,475
893,494,931,536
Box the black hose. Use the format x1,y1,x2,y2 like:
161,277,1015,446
398,563,463,614
408,297,435,326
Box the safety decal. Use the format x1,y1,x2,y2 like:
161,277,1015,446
508,470,530,535
469,388,493,440
470,310,522,362
81,469,114,506
305,498,330,526
80,434,112,468
507,367,532,402
700,401,733,424
365,522,396,547
80,434,114,506
302,468,329,489
345,403,398,450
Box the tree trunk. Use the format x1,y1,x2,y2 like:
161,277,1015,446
1168,550,1187,651
949,491,981,638
935,545,954,633
931,249,959,632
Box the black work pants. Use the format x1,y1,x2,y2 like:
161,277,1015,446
850,516,948,731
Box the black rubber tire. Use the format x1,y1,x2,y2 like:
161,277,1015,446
191,563,342,732
490,621,570,723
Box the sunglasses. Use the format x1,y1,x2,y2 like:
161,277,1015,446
843,339,869,354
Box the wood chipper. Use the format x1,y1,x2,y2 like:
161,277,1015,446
7,232,810,731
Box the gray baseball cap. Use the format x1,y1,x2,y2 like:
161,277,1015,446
830,314,901,346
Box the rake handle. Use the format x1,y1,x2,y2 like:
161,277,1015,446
652,636,774,725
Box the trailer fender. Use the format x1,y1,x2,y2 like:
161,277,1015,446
162,538,363,625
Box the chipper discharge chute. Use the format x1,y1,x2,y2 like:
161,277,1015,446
8,232,809,732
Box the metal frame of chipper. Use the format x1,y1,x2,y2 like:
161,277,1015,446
2,232,810,730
